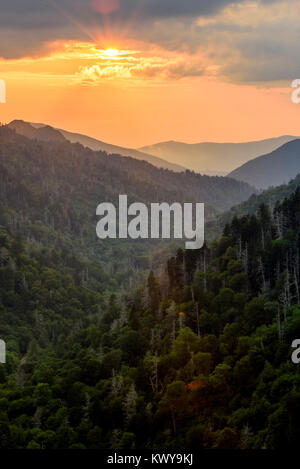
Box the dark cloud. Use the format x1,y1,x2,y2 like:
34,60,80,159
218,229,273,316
0,0,277,58
0,0,295,85
194,4,300,83
117,0,240,18
0,0,240,27
220,34,300,83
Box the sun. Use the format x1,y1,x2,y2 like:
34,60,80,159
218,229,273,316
103,48,119,58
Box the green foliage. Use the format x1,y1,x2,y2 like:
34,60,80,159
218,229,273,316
0,126,300,449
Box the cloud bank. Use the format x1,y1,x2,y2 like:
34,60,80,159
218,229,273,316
0,0,298,83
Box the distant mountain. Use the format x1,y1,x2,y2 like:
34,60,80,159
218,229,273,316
8,120,66,143
58,128,186,172
228,139,300,189
1,124,255,214
139,136,298,174
8,120,185,173
0,124,255,286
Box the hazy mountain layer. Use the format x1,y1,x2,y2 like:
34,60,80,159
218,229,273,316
139,136,298,174
8,120,185,173
228,139,300,189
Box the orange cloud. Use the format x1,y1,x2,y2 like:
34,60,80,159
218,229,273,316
0,41,208,85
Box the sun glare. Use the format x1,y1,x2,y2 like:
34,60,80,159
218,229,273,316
103,48,119,58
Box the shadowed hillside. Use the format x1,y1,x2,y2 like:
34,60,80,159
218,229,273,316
8,120,186,173
228,139,300,189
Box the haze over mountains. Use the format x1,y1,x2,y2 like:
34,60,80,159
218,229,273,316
2,123,300,451
229,139,300,189
139,136,298,175
8,120,66,143
7,120,300,191
8,120,185,173
2,123,255,212
0,123,255,281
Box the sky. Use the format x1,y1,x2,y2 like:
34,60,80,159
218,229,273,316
0,0,300,148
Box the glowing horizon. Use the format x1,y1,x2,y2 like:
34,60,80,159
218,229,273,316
0,1,300,148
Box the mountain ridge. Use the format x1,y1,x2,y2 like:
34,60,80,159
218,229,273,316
139,136,299,175
8,120,186,173
228,139,300,189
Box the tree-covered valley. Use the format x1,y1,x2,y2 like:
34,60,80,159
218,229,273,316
0,124,299,449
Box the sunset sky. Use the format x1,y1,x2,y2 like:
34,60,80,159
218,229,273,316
0,0,300,148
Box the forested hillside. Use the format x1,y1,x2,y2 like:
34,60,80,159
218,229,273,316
207,174,300,241
0,124,255,290
0,179,300,448
8,120,186,173
2,0,299,454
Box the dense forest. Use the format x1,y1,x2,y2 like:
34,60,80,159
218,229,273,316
0,125,255,292
0,124,299,449
0,171,300,448
1,0,299,453
207,173,300,241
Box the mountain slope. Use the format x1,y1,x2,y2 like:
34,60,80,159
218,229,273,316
0,125,297,450
8,120,66,143
8,120,185,173
58,128,186,172
1,124,255,212
136,187,300,449
220,174,300,223
0,123,255,295
139,136,298,174
206,174,300,242
228,139,300,189
0,179,299,449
